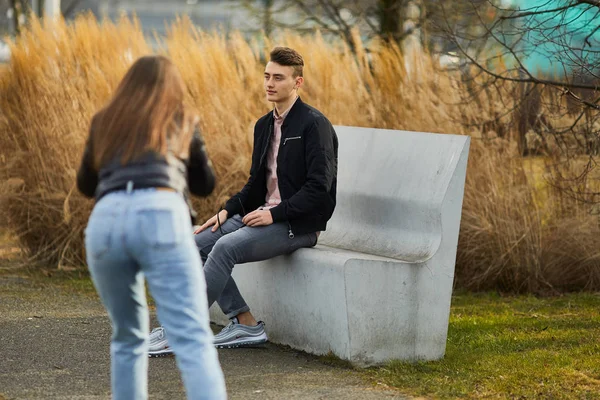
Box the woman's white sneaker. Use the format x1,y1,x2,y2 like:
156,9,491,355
148,327,173,357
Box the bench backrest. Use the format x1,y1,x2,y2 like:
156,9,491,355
319,126,470,262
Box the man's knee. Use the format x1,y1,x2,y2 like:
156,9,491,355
210,236,229,255
194,229,217,249
209,235,241,264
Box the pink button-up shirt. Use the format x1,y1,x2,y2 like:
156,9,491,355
263,97,298,209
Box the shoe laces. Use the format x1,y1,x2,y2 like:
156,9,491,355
223,317,239,331
149,327,164,340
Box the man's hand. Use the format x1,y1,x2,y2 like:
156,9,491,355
195,209,229,234
242,209,273,227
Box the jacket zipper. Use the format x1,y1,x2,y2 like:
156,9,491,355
283,136,301,145
258,122,273,167
238,198,246,216
268,116,295,240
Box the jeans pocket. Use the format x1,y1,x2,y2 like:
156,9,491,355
85,211,117,260
138,208,183,249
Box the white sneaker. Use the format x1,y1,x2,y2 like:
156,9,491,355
213,317,268,349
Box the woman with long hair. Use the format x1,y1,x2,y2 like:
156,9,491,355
77,55,226,400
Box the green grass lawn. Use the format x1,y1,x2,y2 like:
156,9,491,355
371,292,600,399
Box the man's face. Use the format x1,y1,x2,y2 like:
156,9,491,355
264,61,302,104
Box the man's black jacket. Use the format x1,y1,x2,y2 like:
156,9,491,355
224,97,338,236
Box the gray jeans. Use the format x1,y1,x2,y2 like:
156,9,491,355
194,214,318,319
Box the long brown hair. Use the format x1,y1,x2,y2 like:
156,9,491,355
91,55,196,169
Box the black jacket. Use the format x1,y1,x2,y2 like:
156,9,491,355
76,129,215,223
224,98,338,236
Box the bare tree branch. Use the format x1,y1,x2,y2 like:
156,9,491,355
440,0,600,199
583,22,600,47
237,0,451,52
498,5,574,20
577,0,600,7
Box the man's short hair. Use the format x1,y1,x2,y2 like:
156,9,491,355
269,47,304,77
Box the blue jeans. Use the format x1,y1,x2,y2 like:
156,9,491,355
85,188,226,400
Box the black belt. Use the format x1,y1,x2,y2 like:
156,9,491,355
99,182,177,199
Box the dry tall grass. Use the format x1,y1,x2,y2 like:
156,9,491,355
1,14,599,291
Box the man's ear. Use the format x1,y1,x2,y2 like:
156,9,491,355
295,76,304,89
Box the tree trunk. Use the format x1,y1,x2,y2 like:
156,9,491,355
263,0,274,37
377,0,404,42
9,0,24,35
31,0,45,16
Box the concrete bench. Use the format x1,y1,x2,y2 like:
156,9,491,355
210,126,470,366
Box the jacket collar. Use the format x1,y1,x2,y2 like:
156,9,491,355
274,96,298,120
280,96,303,129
